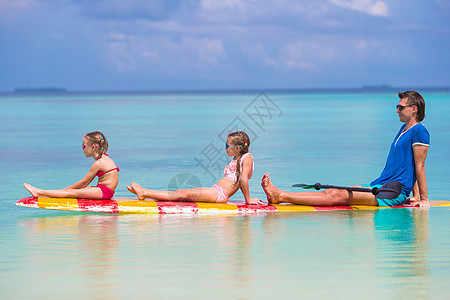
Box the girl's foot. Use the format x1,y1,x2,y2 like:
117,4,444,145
128,182,145,200
23,183,40,198
261,173,282,204
127,185,136,195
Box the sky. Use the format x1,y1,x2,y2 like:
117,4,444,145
1,0,449,92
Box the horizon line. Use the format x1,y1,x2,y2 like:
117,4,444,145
2,85,450,96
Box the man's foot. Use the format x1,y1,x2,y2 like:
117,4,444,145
24,183,40,198
261,173,282,204
128,182,146,200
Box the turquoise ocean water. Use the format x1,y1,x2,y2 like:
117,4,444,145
1,91,449,299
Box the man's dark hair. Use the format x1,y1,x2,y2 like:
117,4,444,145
399,91,425,122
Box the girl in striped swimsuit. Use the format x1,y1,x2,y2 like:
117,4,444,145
127,131,262,205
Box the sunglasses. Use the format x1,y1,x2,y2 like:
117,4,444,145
396,104,414,111
82,144,99,150
225,143,239,150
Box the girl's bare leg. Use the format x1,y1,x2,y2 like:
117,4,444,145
128,182,219,202
24,183,103,199
261,173,378,206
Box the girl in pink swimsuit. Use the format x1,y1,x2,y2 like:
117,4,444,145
127,131,262,205
24,131,119,200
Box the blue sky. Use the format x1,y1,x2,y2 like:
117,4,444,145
1,0,449,92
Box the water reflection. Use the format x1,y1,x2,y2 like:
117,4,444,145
373,208,430,297
256,208,430,298
19,214,120,299
16,208,431,299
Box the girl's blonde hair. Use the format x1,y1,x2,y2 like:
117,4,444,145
85,131,108,159
227,131,250,185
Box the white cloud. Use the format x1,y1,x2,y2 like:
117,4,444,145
75,0,182,21
241,43,276,67
2,0,449,90
330,0,389,17
275,37,397,72
200,0,244,11
0,0,34,9
279,41,335,71
106,34,228,74
0,0,35,20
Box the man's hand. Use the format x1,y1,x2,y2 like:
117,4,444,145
414,200,430,208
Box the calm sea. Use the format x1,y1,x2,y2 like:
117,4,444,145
1,90,449,299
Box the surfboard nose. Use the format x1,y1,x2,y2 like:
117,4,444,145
16,197,39,208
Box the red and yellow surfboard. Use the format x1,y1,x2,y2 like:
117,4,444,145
15,197,450,214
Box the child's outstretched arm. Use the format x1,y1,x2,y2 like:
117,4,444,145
239,156,263,205
65,162,100,190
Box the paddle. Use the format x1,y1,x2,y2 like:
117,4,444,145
292,181,402,200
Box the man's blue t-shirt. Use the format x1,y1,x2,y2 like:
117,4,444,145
371,123,429,197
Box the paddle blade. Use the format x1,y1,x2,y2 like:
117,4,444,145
375,181,402,199
292,184,316,189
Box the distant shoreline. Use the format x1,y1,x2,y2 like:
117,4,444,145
2,86,450,96
13,87,67,94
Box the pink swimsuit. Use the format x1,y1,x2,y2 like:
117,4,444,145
95,165,120,200
97,184,115,200
96,167,120,177
224,153,254,181
213,153,254,202
212,184,229,203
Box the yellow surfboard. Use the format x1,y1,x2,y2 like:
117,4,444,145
15,197,450,214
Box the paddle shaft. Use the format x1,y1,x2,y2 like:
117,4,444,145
314,184,374,193
291,183,398,196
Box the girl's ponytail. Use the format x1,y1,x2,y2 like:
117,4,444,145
227,131,250,185
98,134,108,158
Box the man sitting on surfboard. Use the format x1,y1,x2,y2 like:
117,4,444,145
262,91,430,208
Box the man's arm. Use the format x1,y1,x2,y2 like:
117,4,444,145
413,145,429,207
